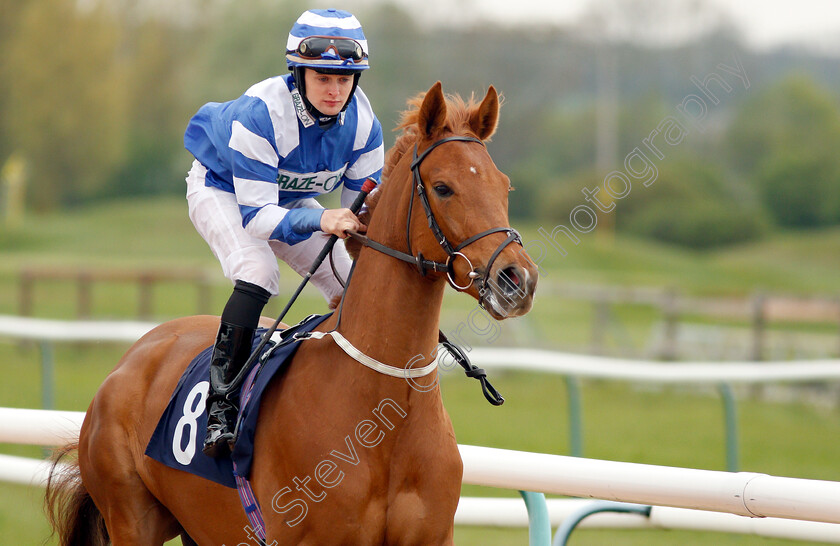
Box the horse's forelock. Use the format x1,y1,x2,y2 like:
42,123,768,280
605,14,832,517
347,88,502,260
384,91,492,181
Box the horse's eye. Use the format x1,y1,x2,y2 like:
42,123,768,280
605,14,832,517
433,184,453,197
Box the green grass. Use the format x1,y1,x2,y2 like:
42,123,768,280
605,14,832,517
2,196,840,545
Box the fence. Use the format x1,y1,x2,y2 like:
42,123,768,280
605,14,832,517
1,408,840,544
17,266,215,319
2,316,840,543
545,283,840,360
15,273,840,359
468,346,840,470
6,313,836,469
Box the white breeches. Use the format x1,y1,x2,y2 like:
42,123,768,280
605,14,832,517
185,160,351,302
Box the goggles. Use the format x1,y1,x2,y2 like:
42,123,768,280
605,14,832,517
294,36,366,62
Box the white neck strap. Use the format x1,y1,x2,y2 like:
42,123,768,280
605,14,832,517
303,330,438,379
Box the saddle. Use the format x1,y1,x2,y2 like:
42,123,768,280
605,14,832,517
145,313,332,487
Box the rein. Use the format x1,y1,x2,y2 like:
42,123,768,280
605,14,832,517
239,136,512,407
227,120,513,545
341,135,522,406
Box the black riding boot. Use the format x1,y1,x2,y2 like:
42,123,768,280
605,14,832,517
202,280,270,458
202,321,255,458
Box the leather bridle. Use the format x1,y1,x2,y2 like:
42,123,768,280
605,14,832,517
349,135,523,309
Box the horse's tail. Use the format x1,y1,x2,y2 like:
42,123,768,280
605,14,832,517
44,442,110,546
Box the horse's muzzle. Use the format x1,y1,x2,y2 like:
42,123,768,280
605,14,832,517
480,262,537,319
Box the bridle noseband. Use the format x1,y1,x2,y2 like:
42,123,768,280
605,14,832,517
350,135,523,310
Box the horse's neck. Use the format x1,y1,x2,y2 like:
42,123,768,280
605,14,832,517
338,246,445,368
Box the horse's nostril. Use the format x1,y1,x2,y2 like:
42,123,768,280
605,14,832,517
496,266,523,298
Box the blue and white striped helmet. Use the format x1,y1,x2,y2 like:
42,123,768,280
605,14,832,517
286,9,369,71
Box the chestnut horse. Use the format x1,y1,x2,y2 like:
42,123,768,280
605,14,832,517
46,82,538,545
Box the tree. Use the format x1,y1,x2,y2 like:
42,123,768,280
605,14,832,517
107,17,198,197
4,0,127,209
726,75,840,227
0,0,27,164
187,0,307,105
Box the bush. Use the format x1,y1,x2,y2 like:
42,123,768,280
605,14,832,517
757,153,840,228
618,158,768,248
623,198,768,249
537,158,769,249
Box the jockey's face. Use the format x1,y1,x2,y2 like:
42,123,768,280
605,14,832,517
304,69,354,116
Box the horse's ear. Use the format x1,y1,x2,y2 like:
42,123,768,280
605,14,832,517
469,85,500,141
417,81,447,139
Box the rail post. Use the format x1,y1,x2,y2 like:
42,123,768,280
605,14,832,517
552,501,652,546
718,382,739,472
519,490,552,546
565,376,583,457
38,341,54,410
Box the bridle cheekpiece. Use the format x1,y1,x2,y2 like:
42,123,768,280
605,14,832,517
350,135,522,310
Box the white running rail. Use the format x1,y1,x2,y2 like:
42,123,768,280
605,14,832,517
1,408,840,540
2,314,839,383
2,316,840,542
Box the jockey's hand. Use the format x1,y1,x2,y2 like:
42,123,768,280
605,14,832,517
320,208,366,238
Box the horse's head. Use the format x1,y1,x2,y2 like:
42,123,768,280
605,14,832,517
353,82,537,319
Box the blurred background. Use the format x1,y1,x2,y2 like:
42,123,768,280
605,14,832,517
2,0,840,544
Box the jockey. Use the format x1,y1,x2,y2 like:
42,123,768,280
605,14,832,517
183,8,384,458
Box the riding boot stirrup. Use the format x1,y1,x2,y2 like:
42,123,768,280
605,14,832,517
202,322,255,458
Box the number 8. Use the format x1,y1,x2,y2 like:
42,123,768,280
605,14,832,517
172,380,209,465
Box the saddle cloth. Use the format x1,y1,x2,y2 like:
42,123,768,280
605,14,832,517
145,313,332,488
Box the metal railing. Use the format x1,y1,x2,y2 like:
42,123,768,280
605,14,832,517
2,316,840,543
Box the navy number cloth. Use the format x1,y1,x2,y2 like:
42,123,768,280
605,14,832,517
145,313,332,488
